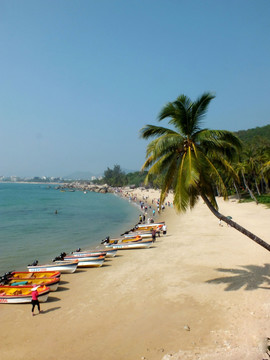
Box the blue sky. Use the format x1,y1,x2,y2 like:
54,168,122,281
0,0,269,177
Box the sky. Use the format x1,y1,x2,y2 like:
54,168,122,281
0,0,270,178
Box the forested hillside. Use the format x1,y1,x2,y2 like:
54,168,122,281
235,124,270,143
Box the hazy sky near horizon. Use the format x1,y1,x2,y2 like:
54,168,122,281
0,0,270,177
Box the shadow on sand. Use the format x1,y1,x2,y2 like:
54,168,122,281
99,263,111,268
59,280,69,285
46,296,61,303
41,306,61,314
206,263,270,291
56,286,70,292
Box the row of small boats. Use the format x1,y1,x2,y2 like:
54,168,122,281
0,221,165,304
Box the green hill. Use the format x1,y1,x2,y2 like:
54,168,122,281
235,124,270,144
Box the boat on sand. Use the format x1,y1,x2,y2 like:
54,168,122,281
9,271,61,279
134,222,164,231
0,285,50,304
105,240,153,250
124,231,153,239
72,248,117,258
27,260,78,274
8,277,60,292
101,235,143,245
53,252,106,268
63,255,105,268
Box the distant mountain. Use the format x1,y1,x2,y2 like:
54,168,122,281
235,124,270,143
64,171,96,180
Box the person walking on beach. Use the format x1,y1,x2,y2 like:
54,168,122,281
31,286,41,316
151,228,156,242
162,224,167,235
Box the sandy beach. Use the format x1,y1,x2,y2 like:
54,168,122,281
1,189,270,360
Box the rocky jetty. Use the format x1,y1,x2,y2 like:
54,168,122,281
56,182,114,193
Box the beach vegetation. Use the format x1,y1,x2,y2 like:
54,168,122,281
232,140,270,202
92,164,160,188
103,165,128,187
140,93,270,252
96,165,155,187
126,171,150,188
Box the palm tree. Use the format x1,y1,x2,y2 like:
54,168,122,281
262,161,270,182
140,93,270,252
235,160,258,204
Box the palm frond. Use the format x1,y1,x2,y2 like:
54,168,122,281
140,125,178,139
188,186,200,208
191,92,215,131
183,147,200,188
173,154,191,212
202,153,227,199
158,96,191,135
141,156,154,171
158,102,178,121
144,152,176,177
159,154,179,204
145,133,185,162
213,157,240,184
262,161,270,179
197,129,242,161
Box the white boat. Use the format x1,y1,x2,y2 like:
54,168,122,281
124,232,153,239
72,248,117,258
105,241,153,250
62,255,105,268
103,249,117,257
27,260,78,274
73,258,104,268
64,254,106,261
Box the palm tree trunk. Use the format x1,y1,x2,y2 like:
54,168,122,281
233,180,241,201
200,193,270,252
254,178,261,196
241,170,258,204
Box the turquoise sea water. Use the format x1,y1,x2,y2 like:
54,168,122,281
0,183,140,274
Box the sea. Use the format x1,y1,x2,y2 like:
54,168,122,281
0,183,141,275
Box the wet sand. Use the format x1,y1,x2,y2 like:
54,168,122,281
1,189,269,360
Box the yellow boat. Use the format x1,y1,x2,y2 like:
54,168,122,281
8,277,60,291
135,223,164,231
10,271,61,279
103,235,143,244
0,285,50,304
